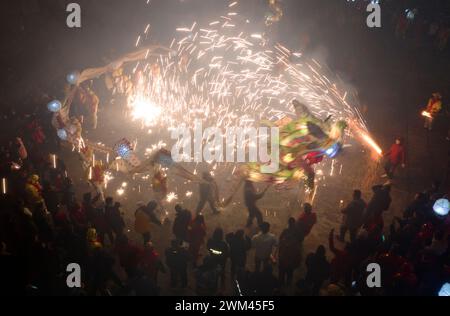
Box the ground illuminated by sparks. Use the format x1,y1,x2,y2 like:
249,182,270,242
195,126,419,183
95,1,383,200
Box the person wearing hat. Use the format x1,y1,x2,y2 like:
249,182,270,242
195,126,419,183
424,92,443,130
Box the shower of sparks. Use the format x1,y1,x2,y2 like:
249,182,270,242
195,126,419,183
129,12,375,140
105,1,382,190
360,133,383,156
129,96,163,127
166,192,178,203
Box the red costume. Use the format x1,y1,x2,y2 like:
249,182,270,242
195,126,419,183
387,143,405,166
140,247,162,282
297,212,317,237
28,120,45,145
188,219,207,264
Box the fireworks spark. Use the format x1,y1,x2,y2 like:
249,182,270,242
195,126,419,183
1,178,6,194
360,133,383,156
130,14,373,138
111,3,382,183
129,96,163,127
166,192,178,203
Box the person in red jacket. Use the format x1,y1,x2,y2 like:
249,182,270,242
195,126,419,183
188,214,207,267
382,138,406,179
140,242,166,285
115,235,143,278
27,119,46,145
297,203,317,238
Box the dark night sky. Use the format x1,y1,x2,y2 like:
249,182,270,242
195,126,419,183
0,0,449,109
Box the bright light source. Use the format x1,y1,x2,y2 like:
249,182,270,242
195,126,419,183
166,192,178,203
325,143,341,158
1,178,6,194
130,96,162,127
439,283,450,296
57,129,68,140
421,111,432,118
47,100,62,113
66,71,79,85
210,248,223,255
433,199,450,217
360,133,383,156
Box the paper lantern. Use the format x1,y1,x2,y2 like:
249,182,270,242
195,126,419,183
114,139,142,168
57,129,68,140
439,283,450,296
116,143,133,159
47,100,62,112
433,199,450,217
66,71,80,85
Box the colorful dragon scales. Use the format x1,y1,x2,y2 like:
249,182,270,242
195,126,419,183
244,100,348,189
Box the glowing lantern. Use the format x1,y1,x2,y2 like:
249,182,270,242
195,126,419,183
439,283,450,296
114,139,142,168
433,199,450,217
66,71,80,85
47,100,62,112
57,129,68,140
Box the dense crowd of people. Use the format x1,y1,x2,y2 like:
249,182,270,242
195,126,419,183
1,112,449,296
